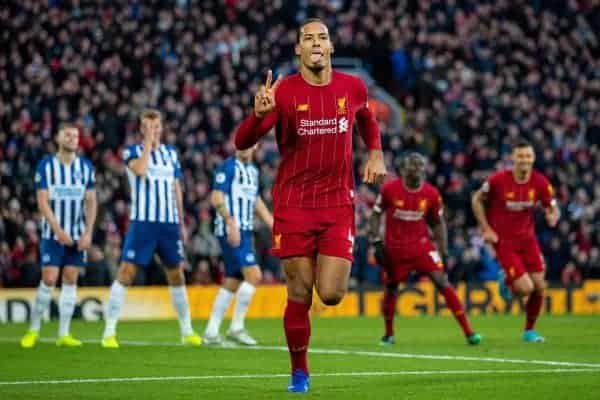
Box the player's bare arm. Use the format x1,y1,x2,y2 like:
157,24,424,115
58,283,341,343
427,213,449,257
174,180,188,245
544,202,561,228
369,195,384,241
471,188,498,244
78,189,97,251
210,189,240,247
37,189,73,246
254,196,273,230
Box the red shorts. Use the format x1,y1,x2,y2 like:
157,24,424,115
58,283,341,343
271,206,355,262
382,244,444,284
494,236,546,285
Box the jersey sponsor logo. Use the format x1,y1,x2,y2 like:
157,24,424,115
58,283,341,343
147,165,174,179
273,233,282,250
505,200,535,211
297,117,349,136
337,97,347,115
297,103,309,111
50,186,85,199
392,209,424,221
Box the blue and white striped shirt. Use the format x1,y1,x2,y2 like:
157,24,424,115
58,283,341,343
123,143,182,224
36,155,96,241
213,157,260,237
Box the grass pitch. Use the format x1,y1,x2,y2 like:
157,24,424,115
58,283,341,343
1,315,600,399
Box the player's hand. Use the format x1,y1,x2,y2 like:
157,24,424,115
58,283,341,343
226,218,241,247
371,239,385,266
77,231,92,251
545,207,560,228
56,228,74,247
363,150,387,185
482,227,499,244
254,69,282,119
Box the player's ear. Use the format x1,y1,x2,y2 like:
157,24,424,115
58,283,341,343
330,43,335,54
295,43,301,57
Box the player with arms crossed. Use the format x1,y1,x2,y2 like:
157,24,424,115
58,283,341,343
471,139,560,342
204,145,273,346
370,153,481,346
101,109,201,348
21,124,97,348
235,18,386,392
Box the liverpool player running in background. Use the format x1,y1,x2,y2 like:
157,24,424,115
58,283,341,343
21,124,97,348
101,109,201,348
235,18,386,393
472,139,560,343
370,153,480,346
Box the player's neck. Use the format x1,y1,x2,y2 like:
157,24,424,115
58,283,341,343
403,178,423,192
56,149,76,165
300,66,332,86
512,169,531,184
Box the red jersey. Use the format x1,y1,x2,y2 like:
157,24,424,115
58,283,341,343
235,70,381,210
375,177,443,251
482,169,555,241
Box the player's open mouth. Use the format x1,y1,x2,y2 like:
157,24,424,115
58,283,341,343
310,51,323,63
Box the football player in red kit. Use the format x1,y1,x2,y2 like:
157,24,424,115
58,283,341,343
234,18,386,392
472,139,560,343
370,153,481,346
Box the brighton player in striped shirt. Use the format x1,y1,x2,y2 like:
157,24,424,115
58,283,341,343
101,109,201,348
21,124,97,348
369,153,480,346
204,145,273,346
235,19,386,392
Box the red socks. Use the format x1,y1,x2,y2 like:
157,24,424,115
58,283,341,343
525,291,544,331
440,286,474,336
284,299,312,374
382,290,398,336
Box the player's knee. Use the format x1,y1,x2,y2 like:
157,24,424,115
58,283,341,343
515,280,534,297
287,282,313,303
244,268,262,286
41,276,58,287
62,274,78,286
166,268,185,286
317,287,345,306
116,264,136,286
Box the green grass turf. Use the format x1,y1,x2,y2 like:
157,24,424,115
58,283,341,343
1,315,600,399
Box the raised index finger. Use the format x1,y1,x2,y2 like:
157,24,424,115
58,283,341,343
271,74,283,93
265,69,273,89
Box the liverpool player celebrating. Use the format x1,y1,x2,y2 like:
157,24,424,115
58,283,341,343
370,153,481,346
235,18,386,393
472,140,560,343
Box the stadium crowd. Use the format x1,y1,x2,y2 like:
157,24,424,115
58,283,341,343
0,0,599,287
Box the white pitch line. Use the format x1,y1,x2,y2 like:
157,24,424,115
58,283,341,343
3,337,600,369
1,368,599,386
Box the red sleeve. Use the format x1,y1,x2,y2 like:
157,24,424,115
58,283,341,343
355,79,381,150
427,187,444,222
537,173,555,208
234,112,279,150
